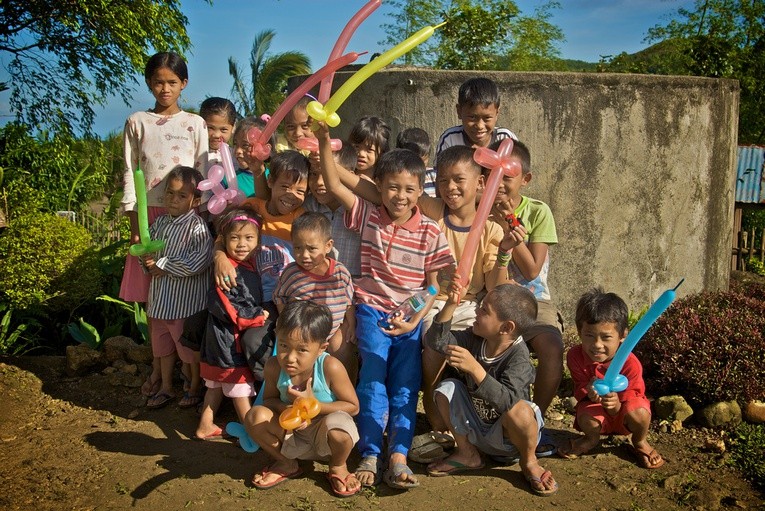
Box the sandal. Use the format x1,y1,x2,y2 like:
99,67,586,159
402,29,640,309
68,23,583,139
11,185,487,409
629,445,665,469
525,469,559,497
179,391,203,409
409,431,454,464
140,377,161,397
147,391,174,409
383,462,420,490
354,456,382,487
326,472,361,497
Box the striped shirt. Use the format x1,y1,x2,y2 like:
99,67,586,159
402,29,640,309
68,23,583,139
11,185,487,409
304,195,362,277
345,197,454,311
433,126,518,167
146,209,213,320
423,167,438,198
272,258,354,337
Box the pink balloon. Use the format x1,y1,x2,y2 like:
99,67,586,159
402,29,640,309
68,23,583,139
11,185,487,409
318,0,381,103
247,52,364,162
295,137,343,152
219,142,240,197
455,139,521,287
198,165,225,191
207,195,227,215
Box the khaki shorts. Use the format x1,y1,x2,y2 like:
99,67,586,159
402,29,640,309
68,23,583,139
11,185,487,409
422,299,478,334
530,299,564,334
280,411,359,461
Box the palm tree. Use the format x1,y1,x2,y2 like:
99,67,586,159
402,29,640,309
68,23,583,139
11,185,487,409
228,30,312,117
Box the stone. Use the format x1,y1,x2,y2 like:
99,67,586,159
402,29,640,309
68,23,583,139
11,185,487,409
565,396,578,413
743,400,765,423
698,401,742,428
119,363,138,375
65,345,106,376
703,437,726,453
107,372,142,388
126,344,153,365
102,366,117,375
102,336,138,363
654,395,694,423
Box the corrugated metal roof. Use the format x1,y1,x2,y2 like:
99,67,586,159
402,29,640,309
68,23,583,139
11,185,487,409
736,146,765,204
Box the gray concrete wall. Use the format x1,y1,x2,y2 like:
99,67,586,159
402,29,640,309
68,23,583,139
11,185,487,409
293,69,739,323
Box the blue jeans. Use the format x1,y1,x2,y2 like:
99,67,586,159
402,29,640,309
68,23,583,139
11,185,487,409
355,304,423,458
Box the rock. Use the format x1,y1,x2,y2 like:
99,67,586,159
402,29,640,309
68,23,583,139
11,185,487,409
565,396,578,413
545,410,564,421
65,345,106,376
128,409,140,419
102,336,138,363
654,395,694,423
743,400,765,423
102,366,117,375
703,437,726,453
660,474,686,492
107,372,143,388
698,401,742,428
119,363,138,375
126,344,153,365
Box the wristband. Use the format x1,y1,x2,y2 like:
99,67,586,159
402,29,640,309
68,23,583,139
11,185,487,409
496,251,511,268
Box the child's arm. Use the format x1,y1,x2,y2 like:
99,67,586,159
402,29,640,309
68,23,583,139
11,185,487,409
321,357,360,416
261,358,290,414
252,164,271,201
316,123,364,211
212,238,237,291
383,270,440,337
328,305,354,353
511,239,548,281
472,346,534,413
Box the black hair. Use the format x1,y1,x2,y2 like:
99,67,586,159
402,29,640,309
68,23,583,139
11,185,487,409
234,116,275,161
436,145,481,176
276,300,333,344
348,116,390,157
575,288,629,335
487,138,531,176
333,144,357,172
165,165,204,198
215,206,262,239
489,284,538,335
292,212,332,241
457,77,500,108
396,127,431,160
144,52,188,82
269,150,310,184
373,148,425,187
200,97,238,126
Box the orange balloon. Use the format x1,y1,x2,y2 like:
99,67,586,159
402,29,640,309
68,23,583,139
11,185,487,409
279,397,321,431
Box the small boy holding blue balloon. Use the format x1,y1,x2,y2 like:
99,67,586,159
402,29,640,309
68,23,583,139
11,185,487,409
559,288,664,469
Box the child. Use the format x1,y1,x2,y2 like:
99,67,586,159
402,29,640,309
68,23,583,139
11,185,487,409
318,124,455,490
487,140,563,419
396,127,436,198
197,207,270,440
120,51,208,306
348,116,390,180
275,95,316,155
434,77,517,162
558,289,664,469
231,115,274,198
140,166,213,409
200,97,237,164
273,212,355,377
246,301,360,496
423,282,559,497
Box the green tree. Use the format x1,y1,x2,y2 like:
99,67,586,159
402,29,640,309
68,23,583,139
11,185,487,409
500,1,566,71
380,0,442,66
0,0,207,135
228,30,312,117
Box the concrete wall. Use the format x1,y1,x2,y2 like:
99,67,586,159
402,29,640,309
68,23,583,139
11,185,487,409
294,69,740,323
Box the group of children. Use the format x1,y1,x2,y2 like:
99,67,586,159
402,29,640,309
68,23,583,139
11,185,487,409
120,52,664,499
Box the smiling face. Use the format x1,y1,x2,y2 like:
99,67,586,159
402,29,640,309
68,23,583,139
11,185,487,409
308,166,340,208
377,171,422,224
493,158,531,206
267,173,307,216
578,321,626,363
225,222,260,262
437,160,483,213
276,328,325,378
163,177,198,217
457,102,499,148
292,228,333,275
284,107,315,147
205,113,234,152
147,67,187,114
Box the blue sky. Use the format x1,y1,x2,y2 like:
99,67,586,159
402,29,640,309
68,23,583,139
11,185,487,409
1,0,695,136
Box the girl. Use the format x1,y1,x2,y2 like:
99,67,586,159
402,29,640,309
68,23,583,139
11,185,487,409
196,207,270,440
347,116,390,181
275,96,316,155
232,115,275,198
200,97,238,164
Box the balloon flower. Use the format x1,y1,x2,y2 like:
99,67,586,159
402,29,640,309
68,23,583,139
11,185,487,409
294,137,343,153
219,142,245,205
197,164,241,215
307,22,446,127
594,279,685,396
246,52,364,161
318,0,381,103
279,397,321,431
128,168,166,256
454,138,521,286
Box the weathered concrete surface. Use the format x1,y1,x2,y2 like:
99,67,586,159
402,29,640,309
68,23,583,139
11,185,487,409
293,69,739,323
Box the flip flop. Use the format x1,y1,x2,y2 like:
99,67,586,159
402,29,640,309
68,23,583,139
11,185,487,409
140,377,161,397
146,391,174,409
383,462,420,490
252,464,303,489
525,469,559,497
355,456,382,487
536,430,557,457
629,445,665,469
409,431,454,464
193,427,226,441
179,391,203,408
326,472,361,498
427,458,485,477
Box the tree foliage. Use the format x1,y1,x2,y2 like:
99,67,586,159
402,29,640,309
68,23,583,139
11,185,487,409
228,30,312,117
380,0,443,66
0,0,207,135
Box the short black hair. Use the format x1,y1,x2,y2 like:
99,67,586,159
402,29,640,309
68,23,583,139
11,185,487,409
373,148,425,187
348,116,391,156
215,205,262,239
436,146,481,176
166,165,204,198
396,127,431,160
200,97,238,125
292,212,331,241
488,284,538,336
457,77,500,108
333,144,357,171
575,288,629,335
234,116,275,162
276,300,333,344
269,150,310,184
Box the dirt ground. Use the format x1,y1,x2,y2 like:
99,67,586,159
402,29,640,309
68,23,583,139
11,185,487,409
0,355,763,511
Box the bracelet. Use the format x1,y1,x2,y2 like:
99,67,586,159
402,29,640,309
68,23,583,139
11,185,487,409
496,251,511,268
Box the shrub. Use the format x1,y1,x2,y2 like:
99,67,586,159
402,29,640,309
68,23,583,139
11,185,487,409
0,211,102,313
728,422,765,492
635,291,765,408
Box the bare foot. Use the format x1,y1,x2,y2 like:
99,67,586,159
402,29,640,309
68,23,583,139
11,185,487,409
558,434,599,459
251,459,300,488
354,456,380,487
327,464,361,496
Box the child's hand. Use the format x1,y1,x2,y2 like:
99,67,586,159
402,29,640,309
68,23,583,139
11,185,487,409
446,274,467,305
600,392,621,416
147,265,167,277
214,251,237,291
140,254,155,268
444,345,481,375
313,120,330,139
380,314,418,337
261,310,270,321
286,377,316,402
586,379,602,403
499,223,527,252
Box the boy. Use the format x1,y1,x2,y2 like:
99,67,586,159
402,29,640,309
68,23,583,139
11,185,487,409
434,77,517,162
396,127,436,198
559,288,664,469
488,140,563,421
272,212,355,378
318,123,455,490
140,166,212,409
246,301,361,497
423,282,559,497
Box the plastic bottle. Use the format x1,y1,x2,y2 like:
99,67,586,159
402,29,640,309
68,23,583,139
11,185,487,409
378,285,438,330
